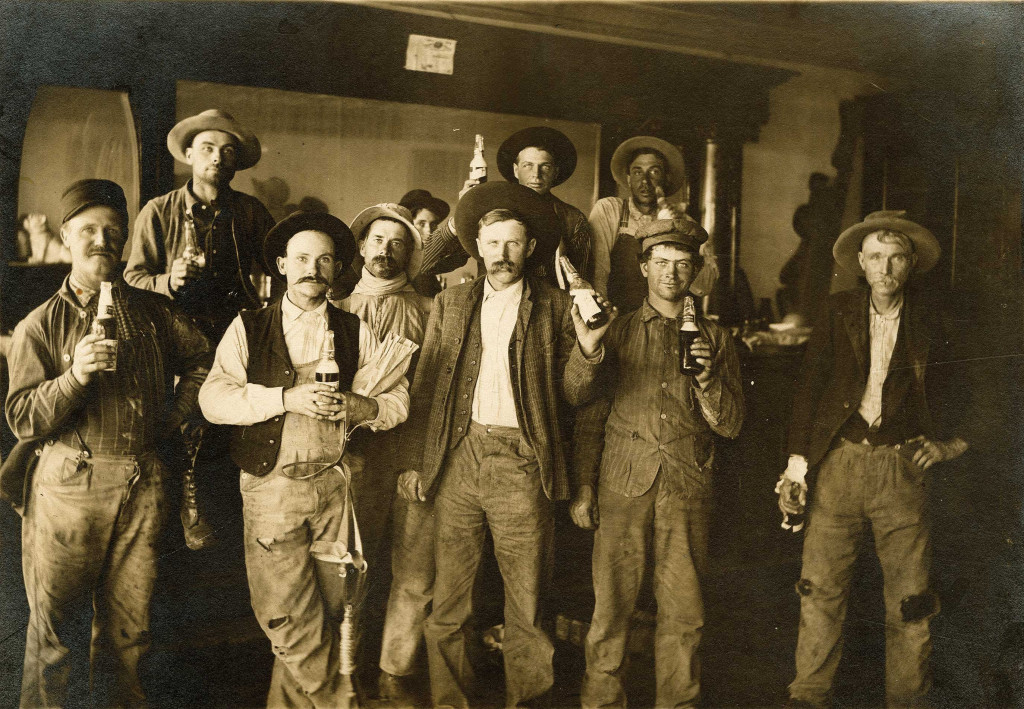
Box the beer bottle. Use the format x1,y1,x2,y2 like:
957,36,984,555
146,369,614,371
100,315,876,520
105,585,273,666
315,329,341,391
181,217,206,268
679,295,702,376
469,134,487,183
559,255,609,329
91,281,118,372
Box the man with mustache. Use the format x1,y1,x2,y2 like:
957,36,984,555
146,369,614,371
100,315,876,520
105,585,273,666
199,211,409,706
589,136,717,314
3,180,212,706
570,218,743,708
330,203,433,702
123,109,275,547
777,211,970,708
397,182,612,707
413,126,593,295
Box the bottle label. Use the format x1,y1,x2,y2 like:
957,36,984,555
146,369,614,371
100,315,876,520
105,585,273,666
570,290,603,321
470,166,487,182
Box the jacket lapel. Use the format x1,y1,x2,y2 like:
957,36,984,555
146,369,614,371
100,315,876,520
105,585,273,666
514,278,536,366
456,278,486,344
900,293,930,385
843,288,870,380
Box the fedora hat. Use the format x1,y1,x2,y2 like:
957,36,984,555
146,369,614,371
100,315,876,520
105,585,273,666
399,189,450,223
168,109,262,171
349,203,423,280
264,211,356,279
833,210,941,275
454,182,563,268
497,126,577,188
610,136,688,198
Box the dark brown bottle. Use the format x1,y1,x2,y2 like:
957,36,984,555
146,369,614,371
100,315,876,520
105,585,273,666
679,296,702,376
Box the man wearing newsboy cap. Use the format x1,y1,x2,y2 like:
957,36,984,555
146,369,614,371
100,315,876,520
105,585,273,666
199,211,409,706
777,211,971,708
570,217,743,708
4,180,212,706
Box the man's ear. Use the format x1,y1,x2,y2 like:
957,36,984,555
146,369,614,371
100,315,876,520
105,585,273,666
525,238,537,259
513,162,521,182
857,250,866,272
277,256,287,276
640,260,649,278
60,224,70,247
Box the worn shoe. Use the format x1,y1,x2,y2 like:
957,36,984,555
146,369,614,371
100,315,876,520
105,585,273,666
181,465,216,550
378,671,420,707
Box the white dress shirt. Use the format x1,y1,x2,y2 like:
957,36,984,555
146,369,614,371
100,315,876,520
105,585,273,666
471,277,523,428
858,297,903,429
199,293,409,430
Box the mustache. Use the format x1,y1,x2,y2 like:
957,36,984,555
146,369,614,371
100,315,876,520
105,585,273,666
371,254,397,267
297,275,329,285
87,247,117,258
488,260,518,273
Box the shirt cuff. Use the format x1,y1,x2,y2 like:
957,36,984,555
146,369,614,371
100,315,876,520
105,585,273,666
56,368,88,401
255,386,286,419
365,396,387,431
692,376,722,426
580,342,605,363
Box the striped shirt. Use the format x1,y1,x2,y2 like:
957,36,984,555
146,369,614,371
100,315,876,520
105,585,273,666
6,277,212,456
858,297,903,429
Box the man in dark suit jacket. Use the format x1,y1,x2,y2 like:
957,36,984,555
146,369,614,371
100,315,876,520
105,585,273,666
778,211,970,708
397,182,612,708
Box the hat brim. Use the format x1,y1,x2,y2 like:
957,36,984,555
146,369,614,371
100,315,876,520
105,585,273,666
497,127,577,188
402,196,450,223
610,136,687,198
453,182,564,269
833,216,941,275
349,206,424,281
168,114,262,171
264,211,357,279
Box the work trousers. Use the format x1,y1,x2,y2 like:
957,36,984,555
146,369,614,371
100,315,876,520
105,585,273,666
582,473,710,709
789,439,935,708
240,467,350,708
21,440,166,708
379,494,435,677
425,422,555,708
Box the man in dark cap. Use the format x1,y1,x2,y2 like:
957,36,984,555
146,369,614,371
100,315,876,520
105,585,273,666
199,211,409,706
123,108,276,546
4,179,212,707
570,218,743,709
397,181,612,707
777,211,970,708
413,126,593,295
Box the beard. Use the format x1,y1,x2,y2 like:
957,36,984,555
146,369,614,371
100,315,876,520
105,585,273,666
368,254,402,279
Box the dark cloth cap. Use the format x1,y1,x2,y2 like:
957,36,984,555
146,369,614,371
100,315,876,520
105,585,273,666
453,181,563,267
61,179,128,224
263,211,356,279
497,126,577,188
399,189,450,222
637,217,709,255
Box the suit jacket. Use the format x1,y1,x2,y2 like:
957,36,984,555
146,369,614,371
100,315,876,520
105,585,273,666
788,286,958,471
399,275,602,501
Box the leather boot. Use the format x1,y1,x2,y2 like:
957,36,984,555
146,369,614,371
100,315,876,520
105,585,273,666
181,464,216,550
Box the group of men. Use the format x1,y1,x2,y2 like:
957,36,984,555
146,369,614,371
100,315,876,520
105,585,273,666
1,106,971,709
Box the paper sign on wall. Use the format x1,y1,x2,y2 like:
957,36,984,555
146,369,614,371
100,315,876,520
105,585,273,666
405,34,457,75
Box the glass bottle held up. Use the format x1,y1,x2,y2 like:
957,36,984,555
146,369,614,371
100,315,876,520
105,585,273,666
181,216,206,268
679,295,702,376
91,281,118,372
559,255,609,329
469,134,488,183
316,329,341,391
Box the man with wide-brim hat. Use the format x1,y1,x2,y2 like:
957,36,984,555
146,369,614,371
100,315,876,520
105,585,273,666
395,180,612,707
777,210,971,708
199,210,409,707
569,216,743,708
414,125,593,296
589,135,718,315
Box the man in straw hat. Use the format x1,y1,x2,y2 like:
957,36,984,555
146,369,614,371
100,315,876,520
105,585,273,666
397,181,613,707
5,179,212,706
570,217,743,708
415,126,593,295
124,108,275,548
589,135,716,314
198,211,409,707
777,210,970,708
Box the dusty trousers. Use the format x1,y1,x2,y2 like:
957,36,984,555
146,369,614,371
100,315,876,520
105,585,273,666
20,441,166,708
425,422,555,708
789,439,935,708
582,473,710,709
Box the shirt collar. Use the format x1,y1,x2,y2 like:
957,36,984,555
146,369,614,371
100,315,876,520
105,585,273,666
628,198,657,221
281,292,328,324
869,295,903,321
639,297,696,323
62,274,125,309
483,276,524,304
183,179,234,214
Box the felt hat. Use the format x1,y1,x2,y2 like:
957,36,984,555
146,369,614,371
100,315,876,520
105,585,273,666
833,210,941,274
263,211,356,279
497,126,577,188
610,136,688,198
60,179,128,224
168,109,262,170
453,182,563,268
637,217,709,256
349,203,423,280
399,189,450,223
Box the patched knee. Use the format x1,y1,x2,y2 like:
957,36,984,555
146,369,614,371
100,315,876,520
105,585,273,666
900,591,940,622
796,578,814,596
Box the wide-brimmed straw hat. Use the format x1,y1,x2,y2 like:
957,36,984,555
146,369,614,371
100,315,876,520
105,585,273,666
610,136,688,198
168,109,262,171
497,126,577,188
349,203,423,280
453,182,563,268
263,211,356,279
833,210,940,274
